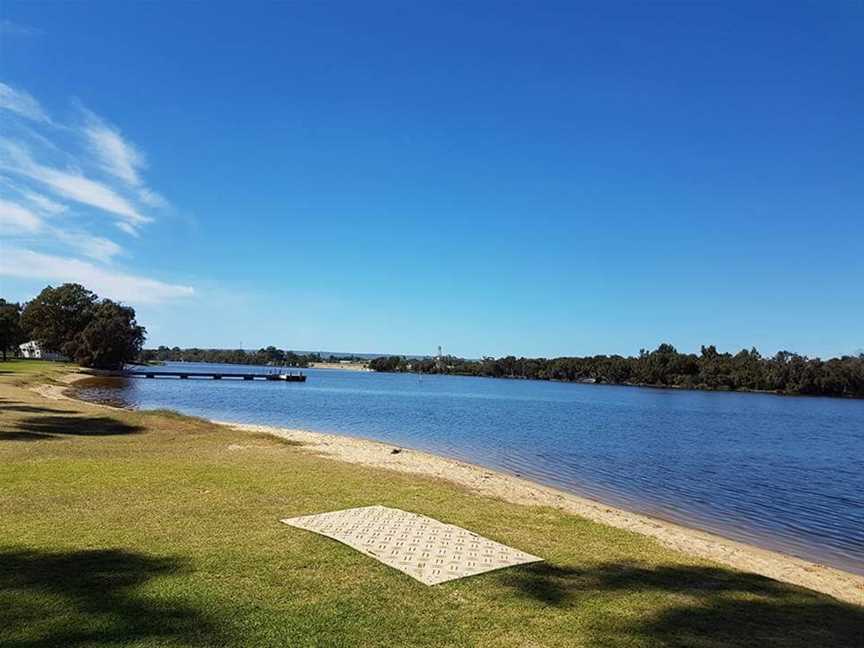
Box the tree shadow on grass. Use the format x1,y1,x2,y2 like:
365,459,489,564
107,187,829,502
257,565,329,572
500,561,864,647
0,398,76,415
0,548,230,647
4,415,144,440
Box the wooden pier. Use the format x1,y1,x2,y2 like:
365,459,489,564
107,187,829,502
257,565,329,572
124,370,306,382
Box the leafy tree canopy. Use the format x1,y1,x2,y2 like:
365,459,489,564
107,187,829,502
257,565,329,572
65,300,146,370
20,284,97,355
0,299,24,361
18,284,146,370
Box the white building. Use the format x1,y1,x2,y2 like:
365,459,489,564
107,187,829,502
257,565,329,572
18,341,67,361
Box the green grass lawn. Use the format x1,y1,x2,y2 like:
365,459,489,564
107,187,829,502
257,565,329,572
1,361,862,647
0,358,78,385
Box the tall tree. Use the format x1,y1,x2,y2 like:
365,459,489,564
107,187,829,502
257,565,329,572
0,299,23,361
66,299,146,370
20,284,97,355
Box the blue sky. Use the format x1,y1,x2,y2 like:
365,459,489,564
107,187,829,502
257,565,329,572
1,2,862,358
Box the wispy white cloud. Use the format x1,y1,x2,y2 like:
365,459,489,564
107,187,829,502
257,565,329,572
20,189,67,216
0,139,149,226
30,161,149,226
0,197,122,262
81,110,168,210
0,83,164,231
114,221,140,237
82,110,145,186
48,229,123,262
0,198,42,232
0,248,194,303
0,82,51,123
0,83,194,302
137,187,167,208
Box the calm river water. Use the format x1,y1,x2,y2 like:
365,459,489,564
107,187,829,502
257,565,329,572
74,362,864,574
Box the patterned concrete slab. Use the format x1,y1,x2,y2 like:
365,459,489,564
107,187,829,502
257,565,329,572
281,505,542,585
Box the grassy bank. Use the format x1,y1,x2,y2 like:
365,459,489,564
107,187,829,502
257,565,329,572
1,360,861,647
0,358,79,386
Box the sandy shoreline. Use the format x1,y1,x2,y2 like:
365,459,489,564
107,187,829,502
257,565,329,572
43,372,864,605
309,362,371,371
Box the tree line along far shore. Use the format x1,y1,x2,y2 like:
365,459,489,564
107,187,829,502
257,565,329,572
114,343,864,399
368,345,864,399
2,284,862,397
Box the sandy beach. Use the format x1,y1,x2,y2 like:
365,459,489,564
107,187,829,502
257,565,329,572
309,362,372,371
41,372,864,606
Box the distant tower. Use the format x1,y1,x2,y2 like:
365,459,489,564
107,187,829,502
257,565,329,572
436,345,444,371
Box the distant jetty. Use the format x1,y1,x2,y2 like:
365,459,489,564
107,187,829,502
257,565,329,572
123,369,306,382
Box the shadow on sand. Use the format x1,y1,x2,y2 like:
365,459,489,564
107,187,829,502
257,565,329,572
0,548,229,647
500,561,864,647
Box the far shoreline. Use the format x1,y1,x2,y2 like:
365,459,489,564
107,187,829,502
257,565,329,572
376,369,864,400
121,359,863,399
47,370,864,606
